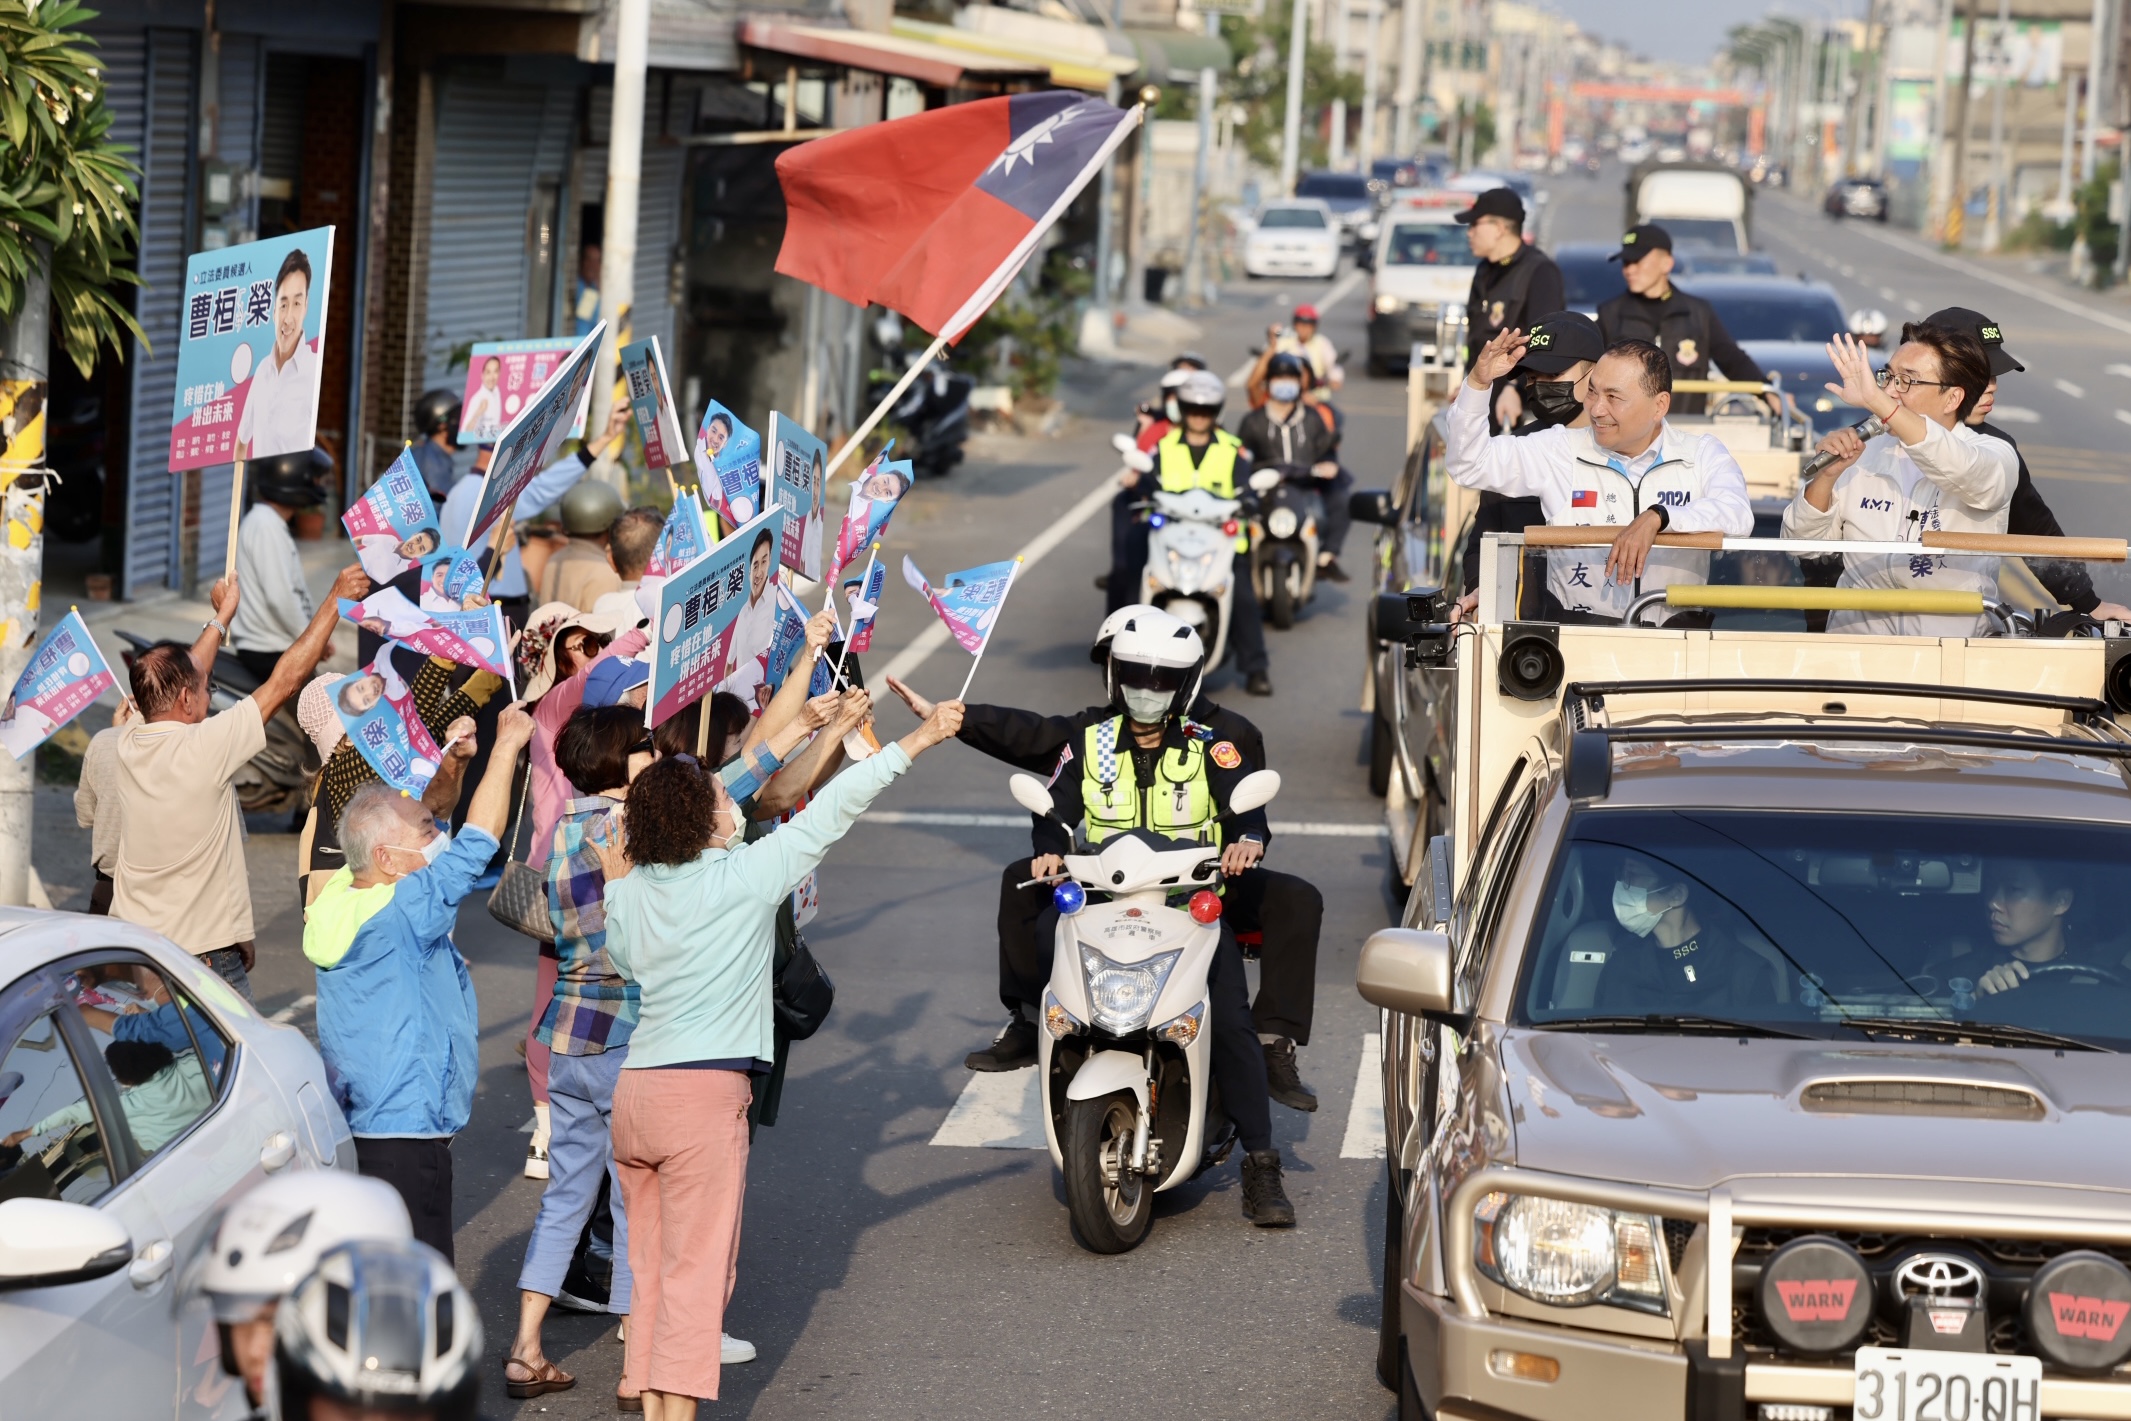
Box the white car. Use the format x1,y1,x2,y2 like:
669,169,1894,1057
1365,203,1479,374
1242,200,1341,279
0,908,353,1418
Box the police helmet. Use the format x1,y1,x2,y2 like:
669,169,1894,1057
558,478,626,536
250,447,333,509
1106,607,1206,722
267,1240,480,1421
1091,603,1163,665
412,389,462,440
1174,370,1227,414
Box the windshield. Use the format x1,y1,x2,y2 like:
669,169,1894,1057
1649,217,1740,252
1557,250,1624,308
1693,288,1847,343
1260,207,1329,230
1297,173,1371,202
1517,811,2131,1050
1384,224,1476,266
1675,252,1779,276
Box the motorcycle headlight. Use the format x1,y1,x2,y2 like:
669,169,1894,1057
1474,1193,1668,1313
1042,988,1087,1040
1154,1002,1203,1045
1375,294,1405,314
1267,506,1300,540
1079,946,1182,1035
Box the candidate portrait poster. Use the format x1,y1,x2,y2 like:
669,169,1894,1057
458,339,586,446
620,337,688,470
339,590,510,682
343,451,444,584
169,227,334,470
459,321,603,546
0,611,117,760
765,413,826,582
645,506,784,729
329,660,447,795
693,401,762,530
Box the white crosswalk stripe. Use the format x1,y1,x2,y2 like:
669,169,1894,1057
267,993,315,1024
929,1070,1047,1149
1340,1032,1386,1159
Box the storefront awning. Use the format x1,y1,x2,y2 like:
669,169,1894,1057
736,20,1049,89
1123,28,1234,81
888,17,1137,92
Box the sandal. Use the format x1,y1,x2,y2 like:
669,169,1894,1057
504,1356,576,1399
616,1393,644,1413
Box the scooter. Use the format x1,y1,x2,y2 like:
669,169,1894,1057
1248,466,1321,631
1138,485,1241,671
1009,765,1282,1254
870,313,972,479
113,629,317,821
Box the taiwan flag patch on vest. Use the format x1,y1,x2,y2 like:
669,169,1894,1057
1571,490,1598,508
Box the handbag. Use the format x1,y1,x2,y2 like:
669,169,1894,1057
486,772,555,942
772,930,835,1041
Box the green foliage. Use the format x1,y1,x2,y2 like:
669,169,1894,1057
0,0,145,377
961,245,1083,402
1217,10,1362,174
2072,158,2119,274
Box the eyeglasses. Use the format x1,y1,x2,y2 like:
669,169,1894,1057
1874,368,1952,394
630,737,655,757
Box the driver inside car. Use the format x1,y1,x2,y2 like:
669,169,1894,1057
1942,860,2129,997
1589,853,1780,1013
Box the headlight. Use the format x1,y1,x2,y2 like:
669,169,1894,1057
1267,506,1299,540
1375,294,1406,314
1042,989,1087,1040
1153,1002,1203,1045
1474,1193,1669,1313
1079,946,1181,1034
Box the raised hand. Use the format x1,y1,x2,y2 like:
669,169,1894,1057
883,674,935,720
1466,328,1528,391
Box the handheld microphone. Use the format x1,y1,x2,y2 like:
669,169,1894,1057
1800,414,1888,479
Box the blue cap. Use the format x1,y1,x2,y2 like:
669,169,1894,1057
584,656,651,707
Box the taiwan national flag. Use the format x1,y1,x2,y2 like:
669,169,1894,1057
775,92,1142,340
1571,490,1598,508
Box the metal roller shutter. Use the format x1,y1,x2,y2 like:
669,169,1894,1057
124,30,197,596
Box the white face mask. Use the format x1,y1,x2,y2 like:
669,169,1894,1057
1268,378,1303,403
1612,882,1665,936
1120,685,1173,723
417,831,450,867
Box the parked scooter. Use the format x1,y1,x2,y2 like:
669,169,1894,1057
870,312,972,479
1009,765,1283,1254
1138,485,1242,671
112,630,317,820
1247,466,1321,630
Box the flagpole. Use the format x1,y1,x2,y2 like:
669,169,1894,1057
831,540,880,686
823,331,949,480
223,458,246,580
957,556,1023,702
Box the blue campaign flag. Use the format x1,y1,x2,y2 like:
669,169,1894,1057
693,401,763,531
646,506,785,728
0,611,118,761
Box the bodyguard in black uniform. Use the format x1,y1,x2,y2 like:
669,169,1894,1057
1596,224,1763,415
1457,188,1564,430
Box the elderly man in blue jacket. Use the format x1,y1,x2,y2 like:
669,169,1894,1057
303,700,535,1260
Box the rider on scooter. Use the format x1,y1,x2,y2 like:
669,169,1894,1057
1236,353,1353,584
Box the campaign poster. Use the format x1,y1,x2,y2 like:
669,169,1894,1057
903,556,1018,654
169,227,334,470
715,510,793,712
418,549,488,613
760,583,813,703
459,321,604,546
830,456,912,582
843,556,887,654
344,451,444,584
634,493,713,624
693,401,762,530
339,589,511,682
645,506,783,729
620,338,688,470
459,339,586,446
0,611,117,760
329,660,446,795
765,413,826,581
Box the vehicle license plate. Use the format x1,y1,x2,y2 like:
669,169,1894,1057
1853,1347,2041,1421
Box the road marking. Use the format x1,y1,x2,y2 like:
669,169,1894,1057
1833,218,2131,339
1838,262,1856,277
1340,1032,1387,1159
267,994,315,1024
866,810,1386,837
1990,405,2041,423
878,473,1121,685
1876,286,1901,303
2107,364,2131,379
2117,411,2131,428
931,1070,1047,1149
2055,379,2086,398
1226,266,1367,386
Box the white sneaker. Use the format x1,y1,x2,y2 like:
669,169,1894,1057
721,1333,756,1365
524,1103,550,1180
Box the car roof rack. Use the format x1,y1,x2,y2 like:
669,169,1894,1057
1561,678,2131,801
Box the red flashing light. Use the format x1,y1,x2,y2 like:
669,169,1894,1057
1188,890,1223,924
1221,519,1240,537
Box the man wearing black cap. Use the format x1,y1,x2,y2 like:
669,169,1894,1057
1597,224,1764,415
1457,311,1605,611
1457,188,1563,427
1931,306,2131,621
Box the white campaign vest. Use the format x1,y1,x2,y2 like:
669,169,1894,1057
1541,429,1716,619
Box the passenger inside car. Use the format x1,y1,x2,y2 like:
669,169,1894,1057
2,1039,211,1156
1552,850,1784,1013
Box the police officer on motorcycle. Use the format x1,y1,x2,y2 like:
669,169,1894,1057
1151,370,1273,696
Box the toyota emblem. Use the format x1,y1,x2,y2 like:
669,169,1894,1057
1894,1253,1985,1298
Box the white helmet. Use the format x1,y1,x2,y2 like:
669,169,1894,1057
268,1239,480,1421
1106,607,1206,723
1158,367,1194,391
203,1171,413,1327
1091,603,1162,665
1176,370,1226,412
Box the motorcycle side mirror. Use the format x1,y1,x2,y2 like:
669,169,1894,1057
1007,773,1057,820
1111,431,1137,455
1227,769,1281,815
1247,468,1282,494
1349,488,1395,525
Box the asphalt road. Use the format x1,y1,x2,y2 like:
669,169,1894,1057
19,260,1415,1417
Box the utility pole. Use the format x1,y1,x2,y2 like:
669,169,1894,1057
1981,0,2011,249
590,0,648,487
1359,0,1382,169
1280,0,1308,194
1393,0,1422,157
1184,11,1220,305
1331,0,1351,168
1947,0,1982,246
1093,0,1126,313
2079,0,2109,182
0,250,47,907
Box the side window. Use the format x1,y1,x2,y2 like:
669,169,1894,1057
1453,780,1537,997
1459,793,1537,1002
69,959,229,1162
0,1010,114,1204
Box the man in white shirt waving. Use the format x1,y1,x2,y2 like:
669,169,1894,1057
235,247,321,460
1446,328,1754,621
1782,324,2016,637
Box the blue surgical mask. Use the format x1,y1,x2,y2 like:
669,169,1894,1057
1268,378,1303,403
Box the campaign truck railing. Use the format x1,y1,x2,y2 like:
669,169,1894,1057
1518,526,2131,563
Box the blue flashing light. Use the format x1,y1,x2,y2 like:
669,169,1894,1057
1148,513,1166,528
1052,880,1087,915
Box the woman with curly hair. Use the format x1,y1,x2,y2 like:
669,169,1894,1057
596,694,965,1415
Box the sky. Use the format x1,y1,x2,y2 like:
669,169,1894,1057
1544,0,1779,66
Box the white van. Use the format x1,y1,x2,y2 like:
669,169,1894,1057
1626,161,1751,253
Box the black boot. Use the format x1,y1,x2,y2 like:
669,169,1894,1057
964,1013,1039,1071
1263,1037,1318,1112
1245,672,1273,697
1241,1149,1296,1227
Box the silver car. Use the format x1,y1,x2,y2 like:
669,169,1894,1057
0,909,353,1418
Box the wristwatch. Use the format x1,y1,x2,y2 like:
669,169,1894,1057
203,619,230,641
1648,504,1671,532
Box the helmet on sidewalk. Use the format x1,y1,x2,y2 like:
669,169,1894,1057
1105,607,1206,723
268,1239,480,1421
251,447,333,509
1175,370,1226,415
559,478,625,536
413,389,462,439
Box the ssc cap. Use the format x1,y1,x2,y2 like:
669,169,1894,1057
1609,223,1673,263
1518,311,1605,375
1922,305,2025,375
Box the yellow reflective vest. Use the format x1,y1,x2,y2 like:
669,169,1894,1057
1079,715,1221,847
1155,429,1248,552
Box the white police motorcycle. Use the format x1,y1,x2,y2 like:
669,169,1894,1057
1007,766,1282,1253
1139,486,1243,670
